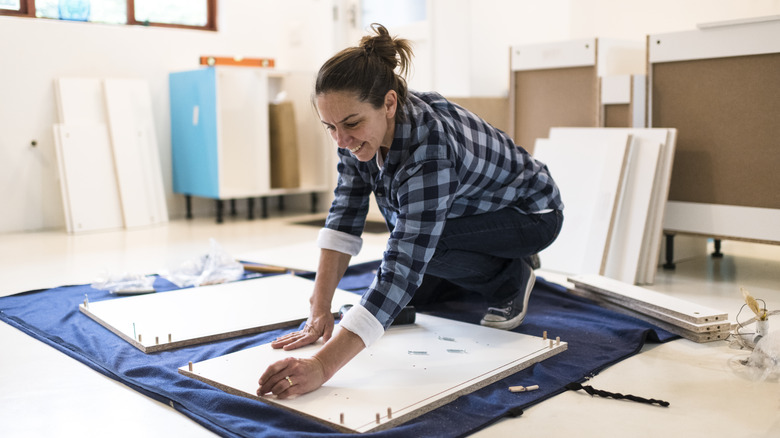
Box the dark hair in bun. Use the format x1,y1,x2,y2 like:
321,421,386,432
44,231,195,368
315,23,413,121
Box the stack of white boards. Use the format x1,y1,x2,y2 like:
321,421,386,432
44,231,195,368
180,313,568,433
54,78,168,233
568,274,730,343
533,127,677,285
80,274,360,353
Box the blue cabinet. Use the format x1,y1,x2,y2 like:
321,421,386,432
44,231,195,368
169,67,271,200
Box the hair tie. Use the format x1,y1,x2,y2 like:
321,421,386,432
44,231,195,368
363,40,375,56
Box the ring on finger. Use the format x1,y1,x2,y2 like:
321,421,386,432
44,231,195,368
285,376,293,386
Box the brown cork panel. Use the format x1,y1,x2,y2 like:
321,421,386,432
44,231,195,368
447,97,510,133
512,66,598,154
651,53,780,209
604,103,631,128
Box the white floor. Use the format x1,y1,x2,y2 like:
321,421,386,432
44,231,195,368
1,213,778,437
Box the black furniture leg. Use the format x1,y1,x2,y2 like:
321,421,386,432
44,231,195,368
247,198,255,220
278,195,285,211
230,199,237,217
662,233,676,270
185,195,193,219
261,197,268,218
712,239,724,258
216,200,224,224
311,192,318,213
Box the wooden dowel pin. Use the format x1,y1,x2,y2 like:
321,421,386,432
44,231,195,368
168,333,172,343
509,385,539,393
188,361,193,372
376,413,380,424
340,413,344,424
387,407,392,419
543,330,547,341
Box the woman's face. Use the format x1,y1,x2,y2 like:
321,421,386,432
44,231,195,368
316,90,397,162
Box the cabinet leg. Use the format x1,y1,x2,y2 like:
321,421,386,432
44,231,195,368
230,199,237,217
247,198,255,220
311,192,318,213
216,200,224,224
662,233,676,270
712,239,724,258
261,197,268,219
185,195,193,220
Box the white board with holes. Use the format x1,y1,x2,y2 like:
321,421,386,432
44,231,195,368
179,314,567,433
79,275,360,353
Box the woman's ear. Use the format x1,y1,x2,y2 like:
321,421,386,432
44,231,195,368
384,90,397,120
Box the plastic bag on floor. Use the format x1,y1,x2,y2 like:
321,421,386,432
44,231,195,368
160,238,244,288
743,330,780,382
91,271,156,294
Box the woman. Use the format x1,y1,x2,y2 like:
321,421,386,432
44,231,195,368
257,24,563,399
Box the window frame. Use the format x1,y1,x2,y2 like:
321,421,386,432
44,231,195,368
0,0,218,31
0,0,34,17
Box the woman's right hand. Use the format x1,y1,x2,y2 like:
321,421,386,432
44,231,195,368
271,305,335,351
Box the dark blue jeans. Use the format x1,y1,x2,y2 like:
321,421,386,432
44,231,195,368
411,209,563,305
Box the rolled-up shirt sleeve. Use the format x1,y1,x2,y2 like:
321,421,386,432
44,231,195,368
338,303,385,348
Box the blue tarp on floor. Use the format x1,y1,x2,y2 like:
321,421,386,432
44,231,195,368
0,261,676,437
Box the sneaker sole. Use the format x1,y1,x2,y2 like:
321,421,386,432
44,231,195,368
480,269,536,330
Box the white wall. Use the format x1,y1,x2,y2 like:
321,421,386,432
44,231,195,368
2,0,779,233
0,0,334,233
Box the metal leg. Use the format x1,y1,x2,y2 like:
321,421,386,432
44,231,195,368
247,198,255,220
230,199,238,217
185,195,193,220
216,200,224,224
662,233,676,270
712,239,724,258
311,192,319,213
278,195,285,211
261,197,268,218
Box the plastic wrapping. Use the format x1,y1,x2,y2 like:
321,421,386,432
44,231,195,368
91,271,156,294
743,330,780,381
159,238,244,288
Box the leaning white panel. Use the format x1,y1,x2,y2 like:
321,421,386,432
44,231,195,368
79,275,360,353
533,133,631,275
180,314,567,433
549,128,662,284
53,123,124,233
103,79,169,228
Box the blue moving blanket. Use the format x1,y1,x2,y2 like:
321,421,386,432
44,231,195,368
0,261,675,437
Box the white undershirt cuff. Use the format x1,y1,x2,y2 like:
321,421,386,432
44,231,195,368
317,228,363,257
338,303,385,348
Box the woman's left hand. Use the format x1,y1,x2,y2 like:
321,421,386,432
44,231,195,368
256,356,327,399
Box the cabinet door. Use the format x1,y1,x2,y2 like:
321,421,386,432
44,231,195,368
216,68,271,198
170,68,220,198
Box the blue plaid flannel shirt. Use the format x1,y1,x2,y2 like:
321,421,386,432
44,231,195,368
324,91,563,329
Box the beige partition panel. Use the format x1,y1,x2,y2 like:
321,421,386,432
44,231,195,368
180,314,567,433
510,38,644,154
512,66,598,153
447,97,511,133
649,19,780,243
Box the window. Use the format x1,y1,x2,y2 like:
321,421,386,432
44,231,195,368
360,0,426,29
0,0,217,31
0,0,31,16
